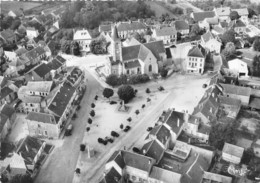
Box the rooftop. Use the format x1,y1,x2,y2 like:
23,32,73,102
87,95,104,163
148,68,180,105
201,171,232,183
222,143,244,158
26,111,58,125
141,139,165,163
221,83,251,96
154,26,177,37
148,124,171,145
164,110,187,134
149,166,181,183
26,81,54,93
117,21,147,32
192,11,216,22
174,20,189,31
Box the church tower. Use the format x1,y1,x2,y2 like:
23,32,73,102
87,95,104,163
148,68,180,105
111,25,122,62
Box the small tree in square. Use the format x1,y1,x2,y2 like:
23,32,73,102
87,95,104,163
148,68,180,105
135,110,140,116
80,144,86,151
127,117,132,122
103,88,114,101
142,104,145,109
91,103,95,108
88,118,92,124
90,110,95,117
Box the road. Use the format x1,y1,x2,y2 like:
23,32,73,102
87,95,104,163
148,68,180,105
34,69,101,183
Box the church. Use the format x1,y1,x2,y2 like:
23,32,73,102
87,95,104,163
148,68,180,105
105,25,166,76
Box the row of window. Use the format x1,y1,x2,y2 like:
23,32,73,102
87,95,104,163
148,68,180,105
189,57,203,62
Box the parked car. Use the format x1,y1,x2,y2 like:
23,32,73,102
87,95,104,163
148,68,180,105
111,131,119,137
110,101,117,105
132,147,140,153
202,84,207,88
65,124,73,136
147,127,153,132
124,126,131,132
107,138,114,143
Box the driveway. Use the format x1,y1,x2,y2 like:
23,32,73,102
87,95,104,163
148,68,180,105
34,69,102,183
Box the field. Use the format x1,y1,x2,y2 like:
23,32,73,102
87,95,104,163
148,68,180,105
0,1,42,14
145,1,175,17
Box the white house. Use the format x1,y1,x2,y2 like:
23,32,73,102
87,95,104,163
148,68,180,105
222,143,244,164
214,7,231,23
204,39,222,54
173,20,189,35
26,27,39,39
186,45,206,74
73,29,92,51
228,58,248,77
152,26,177,45
232,8,249,25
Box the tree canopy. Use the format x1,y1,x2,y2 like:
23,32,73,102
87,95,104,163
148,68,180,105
253,55,260,77
222,42,236,60
103,88,114,100
89,37,108,54
117,85,135,103
229,11,240,21
253,37,260,52
220,30,236,45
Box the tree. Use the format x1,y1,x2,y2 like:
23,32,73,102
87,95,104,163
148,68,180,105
91,103,95,108
71,41,80,56
177,32,182,41
103,88,114,101
135,109,140,116
127,117,132,122
61,40,71,54
117,85,135,103
209,123,235,150
230,11,240,21
222,42,236,60
220,30,236,45
88,118,92,124
147,97,151,103
86,127,90,132
106,74,118,87
160,67,168,78
90,110,95,117
252,55,260,77
9,174,33,183
80,144,86,151
145,27,153,36
248,8,256,18
120,124,124,129
190,24,201,36
10,19,21,30
132,32,146,43
142,104,145,109
89,38,107,54
253,37,260,52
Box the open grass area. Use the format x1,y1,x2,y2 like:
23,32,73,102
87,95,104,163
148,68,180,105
0,1,42,14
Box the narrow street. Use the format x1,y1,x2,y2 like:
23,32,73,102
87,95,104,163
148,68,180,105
34,70,101,183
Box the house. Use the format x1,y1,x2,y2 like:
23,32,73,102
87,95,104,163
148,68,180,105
173,20,190,35
25,63,51,82
25,81,54,97
203,38,222,54
73,29,92,51
0,29,17,44
26,111,61,139
26,27,39,39
222,143,244,164
99,167,122,183
231,8,249,25
228,58,248,77
66,67,84,88
220,83,251,105
99,24,112,35
106,26,165,76
16,136,46,171
214,7,231,23
24,46,46,65
141,139,165,163
116,21,147,39
200,17,219,30
186,44,207,74
229,20,247,34
201,171,233,183
245,24,260,38
212,25,225,35
47,57,66,77
46,82,77,130
0,86,17,105
0,104,16,140
191,11,216,23
32,14,54,26
201,31,214,45
152,26,177,45
148,166,182,183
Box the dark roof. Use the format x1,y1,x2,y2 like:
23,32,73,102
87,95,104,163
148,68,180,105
0,29,15,40
165,111,186,134
0,87,14,101
220,21,229,28
48,82,76,117
234,19,246,27
100,167,121,183
221,83,251,96
32,63,51,78
192,11,216,22
122,45,141,61
16,136,44,166
122,151,155,172
25,46,45,61
141,139,165,163
143,41,165,61
174,20,189,31
249,97,260,110
117,21,147,32
124,60,141,69
154,27,177,37
106,151,125,169
55,55,66,63
1,104,15,119
99,24,112,33
188,45,206,58
201,31,214,43
26,112,58,124
0,114,9,132
149,125,171,145
47,58,62,70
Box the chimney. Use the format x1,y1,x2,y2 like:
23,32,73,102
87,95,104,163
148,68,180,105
148,159,151,165
177,118,180,127
143,149,146,155
184,112,189,122
25,144,29,152
114,177,119,182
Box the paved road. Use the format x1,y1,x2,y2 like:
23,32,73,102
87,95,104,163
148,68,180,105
34,70,101,183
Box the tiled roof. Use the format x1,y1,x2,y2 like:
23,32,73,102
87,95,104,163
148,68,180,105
16,136,44,165
15,47,28,56
231,8,249,16
234,19,246,27
106,150,125,169
73,29,92,40
0,104,15,119
26,81,54,93
149,124,171,145
222,142,244,158
55,55,66,63
124,60,141,69
164,111,186,134
188,45,206,58
122,151,155,172
138,45,150,61
66,67,83,85
48,82,76,117
205,17,219,25
122,45,141,61
26,112,58,124
32,63,51,78
99,24,112,33
192,11,216,22
0,87,13,101
249,97,260,110
215,7,231,16
100,167,121,183
117,21,147,32
143,40,165,61
141,139,165,163
123,37,141,47
212,25,225,34
202,31,214,43
219,95,241,106
47,58,62,70
202,171,232,183
24,46,45,61
221,83,251,96
174,20,189,31
154,27,177,37
220,21,229,28
0,29,15,40
150,166,181,182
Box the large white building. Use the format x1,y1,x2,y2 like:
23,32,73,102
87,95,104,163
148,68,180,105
73,29,92,51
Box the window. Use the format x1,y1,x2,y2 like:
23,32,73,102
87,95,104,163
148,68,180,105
30,104,33,107
148,65,152,72
45,131,48,136
137,67,140,73
38,124,41,128
127,70,129,74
